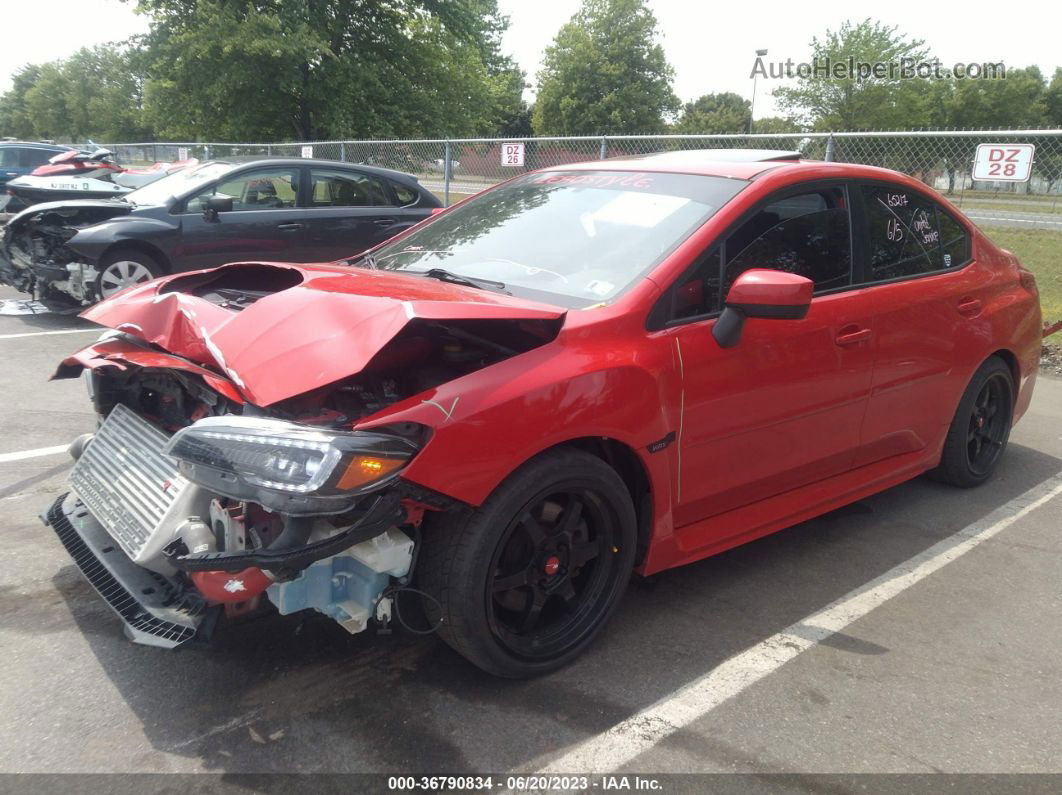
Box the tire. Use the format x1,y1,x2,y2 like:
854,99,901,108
417,448,637,678
95,250,163,300
931,356,1015,488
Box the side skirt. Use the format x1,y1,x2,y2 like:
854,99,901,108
640,450,935,576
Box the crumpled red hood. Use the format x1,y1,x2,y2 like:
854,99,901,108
78,261,565,406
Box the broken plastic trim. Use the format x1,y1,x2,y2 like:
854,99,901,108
164,492,403,577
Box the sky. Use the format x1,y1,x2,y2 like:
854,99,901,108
1,0,1059,122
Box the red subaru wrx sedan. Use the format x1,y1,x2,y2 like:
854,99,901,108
44,150,1041,677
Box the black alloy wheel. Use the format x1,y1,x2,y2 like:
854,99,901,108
417,448,637,678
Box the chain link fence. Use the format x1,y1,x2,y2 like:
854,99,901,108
106,130,1062,329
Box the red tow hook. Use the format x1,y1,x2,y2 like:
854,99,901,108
190,567,273,603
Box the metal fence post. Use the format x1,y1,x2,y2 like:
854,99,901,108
443,140,452,207
824,134,835,162
266,144,272,156
600,136,608,160
340,142,346,162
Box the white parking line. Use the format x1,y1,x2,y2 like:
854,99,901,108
0,328,99,340
537,472,1062,774
0,444,70,463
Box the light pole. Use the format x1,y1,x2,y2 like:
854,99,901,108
750,48,768,134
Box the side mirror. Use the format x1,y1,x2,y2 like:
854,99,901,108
712,269,813,349
203,195,233,220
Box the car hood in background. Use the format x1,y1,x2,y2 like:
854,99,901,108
3,198,134,235
75,262,566,406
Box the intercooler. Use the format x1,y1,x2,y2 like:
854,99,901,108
68,403,210,569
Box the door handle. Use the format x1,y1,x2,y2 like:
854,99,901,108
277,222,305,231
373,218,396,226
835,327,872,346
957,297,982,316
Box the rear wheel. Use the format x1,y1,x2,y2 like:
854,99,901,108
932,356,1014,487
95,250,163,300
417,449,637,678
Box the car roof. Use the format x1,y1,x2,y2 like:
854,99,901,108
0,141,73,150
220,157,421,183
542,149,831,180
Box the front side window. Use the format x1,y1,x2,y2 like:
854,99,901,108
365,170,748,307
656,187,852,325
187,168,299,212
724,187,852,295
862,185,944,279
310,169,393,207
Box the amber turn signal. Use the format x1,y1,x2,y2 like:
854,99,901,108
336,455,407,490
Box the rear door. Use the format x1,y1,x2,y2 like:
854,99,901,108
175,166,308,270
301,168,429,261
851,182,979,466
658,183,878,534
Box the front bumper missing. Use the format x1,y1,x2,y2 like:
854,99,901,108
42,492,209,648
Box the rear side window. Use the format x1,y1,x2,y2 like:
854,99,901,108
0,148,15,168
310,169,393,207
862,186,945,278
723,187,851,294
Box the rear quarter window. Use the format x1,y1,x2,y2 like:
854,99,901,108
390,180,419,206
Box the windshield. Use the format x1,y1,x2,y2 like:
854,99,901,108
365,170,747,307
125,161,234,205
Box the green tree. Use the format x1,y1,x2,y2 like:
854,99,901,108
1047,68,1062,126
1,46,148,142
752,116,803,134
0,64,43,139
532,0,678,135
940,66,1047,129
137,0,523,141
773,19,932,131
672,92,750,134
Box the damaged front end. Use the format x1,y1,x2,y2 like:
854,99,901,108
43,262,564,647
0,200,131,302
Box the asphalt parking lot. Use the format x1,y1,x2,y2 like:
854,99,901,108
0,283,1060,780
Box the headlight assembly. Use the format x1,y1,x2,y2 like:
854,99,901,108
163,416,423,515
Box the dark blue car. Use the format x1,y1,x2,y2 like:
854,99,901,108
0,141,74,213
1,140,74,212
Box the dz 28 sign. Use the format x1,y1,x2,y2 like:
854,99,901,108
972,144,1035,182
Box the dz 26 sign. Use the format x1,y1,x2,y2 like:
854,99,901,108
501,142,525,167
972,144,1035,182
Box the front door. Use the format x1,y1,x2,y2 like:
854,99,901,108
176,166,308,270
660,185,877,539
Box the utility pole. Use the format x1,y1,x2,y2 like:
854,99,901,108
750,48,768,134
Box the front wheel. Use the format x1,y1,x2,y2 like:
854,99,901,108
95,250,163,300
417,449,637,678
931,356,1015,488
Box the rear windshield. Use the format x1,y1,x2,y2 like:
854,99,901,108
366,170,748,307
